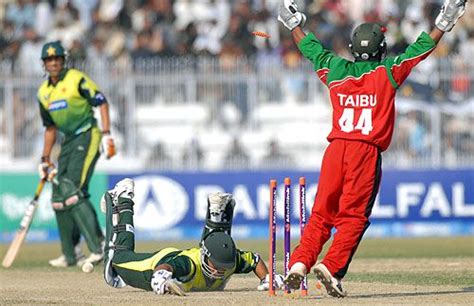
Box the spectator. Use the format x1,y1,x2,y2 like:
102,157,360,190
47,3,85,49
131,30,154,67
5,0,36,35
147,142,173,169
223,136,250,169
406,111,430,159
259,139,295,169
17,26,43,75
35,0,53,37
182,136,204,170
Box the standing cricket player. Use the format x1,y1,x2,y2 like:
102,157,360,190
37,40,116,267
101,178,284,294
277,0,467,298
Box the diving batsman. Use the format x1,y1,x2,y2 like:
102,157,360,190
101,178,284,295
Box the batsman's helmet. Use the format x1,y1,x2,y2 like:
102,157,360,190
41,41,66,60
349,23,387,62
200,231,236,280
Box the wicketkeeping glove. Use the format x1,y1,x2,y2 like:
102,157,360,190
278,0,306,31
257,273,285,291
101,133,116,159
151,270,173,295
435,0,467,32
38,157,57,181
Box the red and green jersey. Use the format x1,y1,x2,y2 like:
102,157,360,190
298,32,437,151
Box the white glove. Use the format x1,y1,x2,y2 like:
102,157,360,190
435,0,467,32
38,158,57,181
278,0,307,31
101,133,116,159
151,270,173,295
257,273,285,291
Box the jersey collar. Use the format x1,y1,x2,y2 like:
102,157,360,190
48,68,69,86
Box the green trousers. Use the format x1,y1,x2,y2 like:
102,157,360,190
53,127,103,264
105,196,158,290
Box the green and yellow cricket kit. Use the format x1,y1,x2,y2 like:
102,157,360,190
37,68,108,264
104,196,260,292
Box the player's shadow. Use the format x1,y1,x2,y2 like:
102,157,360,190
350,287,474,299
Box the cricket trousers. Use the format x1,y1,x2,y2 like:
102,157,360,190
53,127,104,264
289,139,382,279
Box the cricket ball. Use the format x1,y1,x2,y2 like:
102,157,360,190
82,262,94,273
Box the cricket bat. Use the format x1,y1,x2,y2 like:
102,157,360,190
2,178,47,268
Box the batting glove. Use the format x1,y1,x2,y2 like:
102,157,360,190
151,270,173,295
38,157,57,181
257,273,285,291
435,0,467,32
100,132,116,159
278,0,307,31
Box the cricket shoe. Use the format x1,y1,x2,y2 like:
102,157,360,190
100,178,135,213
313,263,347,298
283,262,307,290
208,192,233,222
84,251,104,265
49,245,86,267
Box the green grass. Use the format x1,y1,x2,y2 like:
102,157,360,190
347,271,474,286
1,236,472,269
232,236,474,260
1,237,474,288
354,237,474,259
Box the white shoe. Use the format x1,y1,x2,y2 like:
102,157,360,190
101,178,135,213
208,192,232,222
84,252,104,265
313,263,347,298
283,262,307,290
49,245,85,267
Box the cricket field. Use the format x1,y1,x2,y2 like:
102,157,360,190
1,237,473,305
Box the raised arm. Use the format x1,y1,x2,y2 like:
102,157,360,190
429,28,445,43
291,26,306,45
278,1,336,85
387,0,467,87
431,0,467,43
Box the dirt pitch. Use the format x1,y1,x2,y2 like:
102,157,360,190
1,258,473,305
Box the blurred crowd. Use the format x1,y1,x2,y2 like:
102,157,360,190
0,0,472,168
1,0,473,104
1,1,473,69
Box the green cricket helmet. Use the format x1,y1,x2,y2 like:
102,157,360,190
41,41,66,60
200,232,236,280
349,23,387,62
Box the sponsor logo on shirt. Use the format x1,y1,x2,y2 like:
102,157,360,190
95,93,105,102
48,100,68,112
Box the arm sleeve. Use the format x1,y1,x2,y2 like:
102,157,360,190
388,32,437,86
234,250,260,274
297,32,336,85
157,253,195,281
78,75,107,107
38,100,55,127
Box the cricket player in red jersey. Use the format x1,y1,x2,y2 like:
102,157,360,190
277,0,468,298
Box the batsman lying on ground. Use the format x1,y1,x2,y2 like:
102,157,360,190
100,178,284,295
